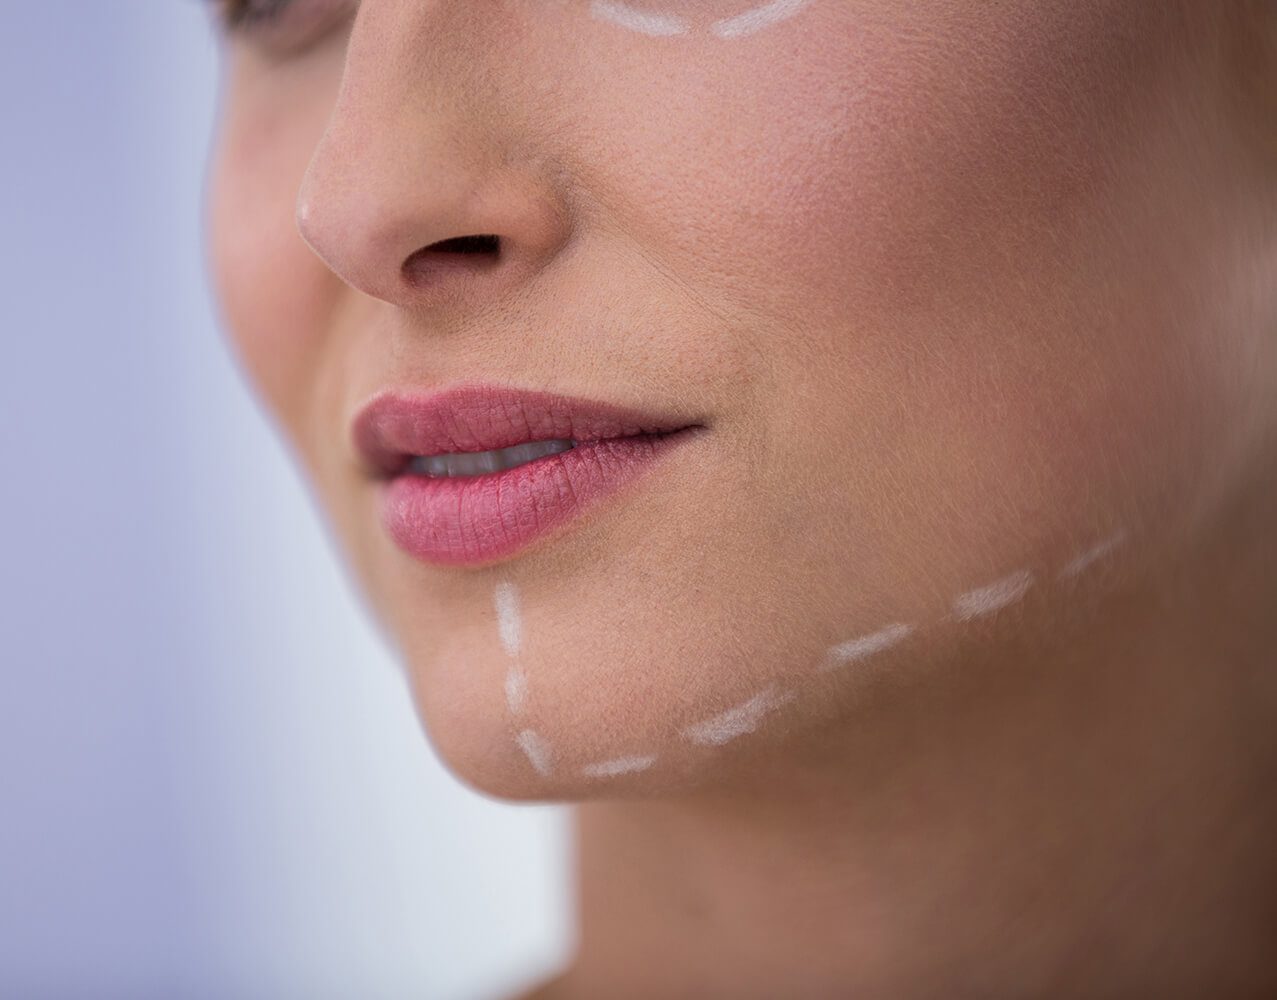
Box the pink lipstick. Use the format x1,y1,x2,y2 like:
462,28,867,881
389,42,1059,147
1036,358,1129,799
351,382,706,567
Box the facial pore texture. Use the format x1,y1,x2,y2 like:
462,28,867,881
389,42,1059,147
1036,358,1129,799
206,0,1277,799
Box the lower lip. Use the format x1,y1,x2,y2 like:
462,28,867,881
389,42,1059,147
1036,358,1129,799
378,427,704,567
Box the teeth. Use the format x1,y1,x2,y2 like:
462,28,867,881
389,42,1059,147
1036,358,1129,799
406,439,577,478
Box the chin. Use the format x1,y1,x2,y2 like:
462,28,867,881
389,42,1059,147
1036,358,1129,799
387,593,888,804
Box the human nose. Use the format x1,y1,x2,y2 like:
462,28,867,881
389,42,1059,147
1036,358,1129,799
294,1,571,310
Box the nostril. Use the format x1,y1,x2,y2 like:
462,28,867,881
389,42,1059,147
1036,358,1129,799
428,234,500,254
401,234,502,290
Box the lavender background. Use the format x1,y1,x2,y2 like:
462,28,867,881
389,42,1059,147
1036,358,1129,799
0,3,570,997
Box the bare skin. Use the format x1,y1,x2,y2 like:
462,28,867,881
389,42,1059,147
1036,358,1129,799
202,1,1277,996
524,455,1277,998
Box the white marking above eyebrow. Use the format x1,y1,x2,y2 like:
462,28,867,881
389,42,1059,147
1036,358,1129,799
951,569,1035,622
1058,528,1127,580
710,0,813,38
681,684,796,746
581,753,658,778
821,622,914,671
516,729,554,776
494,581,521,656
505,664,528,714
589,0,689,36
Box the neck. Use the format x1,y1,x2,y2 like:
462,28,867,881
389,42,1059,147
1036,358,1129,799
557,467,1277,998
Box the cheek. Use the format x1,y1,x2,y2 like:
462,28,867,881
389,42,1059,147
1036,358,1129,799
206,80,339,444
584,3,1242,575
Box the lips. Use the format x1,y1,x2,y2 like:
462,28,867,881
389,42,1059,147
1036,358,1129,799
351,382,706,567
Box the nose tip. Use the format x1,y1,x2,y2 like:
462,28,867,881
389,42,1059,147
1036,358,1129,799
285,0,576,313
294,124,571,310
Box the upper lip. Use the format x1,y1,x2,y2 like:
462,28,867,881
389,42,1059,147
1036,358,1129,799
352,382,705,477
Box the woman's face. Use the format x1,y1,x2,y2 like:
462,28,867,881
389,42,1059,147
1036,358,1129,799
206,0,1274,797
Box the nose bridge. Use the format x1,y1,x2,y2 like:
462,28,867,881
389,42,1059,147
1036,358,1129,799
295,1,567,305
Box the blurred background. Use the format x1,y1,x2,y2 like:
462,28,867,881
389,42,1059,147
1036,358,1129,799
0,3,571,997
